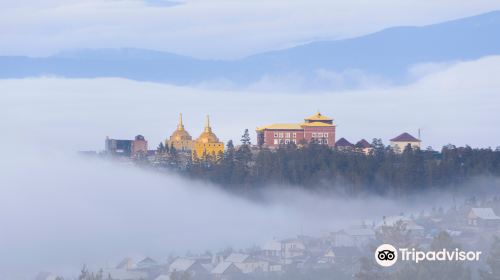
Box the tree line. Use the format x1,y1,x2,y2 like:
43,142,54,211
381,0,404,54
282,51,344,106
152,129,500,196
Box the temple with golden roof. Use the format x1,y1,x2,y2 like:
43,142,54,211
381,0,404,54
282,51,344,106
256,112,336,147
166,113,194,151
193,115,224,160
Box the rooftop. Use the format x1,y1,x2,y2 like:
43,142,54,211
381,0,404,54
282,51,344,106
390,132,421,142
305,112,333,121
356,139,372,148
470,208,500,220
225,253,250,263
336,138,354,147
256,123,303,131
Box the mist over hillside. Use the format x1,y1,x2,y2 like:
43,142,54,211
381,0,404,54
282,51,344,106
1,11,500,90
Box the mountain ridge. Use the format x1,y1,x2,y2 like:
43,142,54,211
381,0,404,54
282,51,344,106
2,10,499,88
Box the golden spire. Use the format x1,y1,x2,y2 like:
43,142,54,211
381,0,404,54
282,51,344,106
204,114,212,132
177,113,185,131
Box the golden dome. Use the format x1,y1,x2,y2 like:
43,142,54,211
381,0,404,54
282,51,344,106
169,113,192,142
196,115,220,143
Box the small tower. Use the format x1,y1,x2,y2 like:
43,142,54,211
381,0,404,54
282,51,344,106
166,113,194,151
193,115,224,160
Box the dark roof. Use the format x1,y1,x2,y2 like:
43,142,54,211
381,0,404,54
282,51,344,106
356,139,372,148
390,132,420,142
335,138,354,147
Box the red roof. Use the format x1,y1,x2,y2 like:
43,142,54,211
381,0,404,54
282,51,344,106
336,138,354,147
390,132,420,142
356,139,372,148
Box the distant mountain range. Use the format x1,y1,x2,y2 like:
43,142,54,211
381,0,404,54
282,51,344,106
1,11,500,89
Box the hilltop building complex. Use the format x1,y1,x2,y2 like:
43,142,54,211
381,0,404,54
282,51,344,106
103,112,422,161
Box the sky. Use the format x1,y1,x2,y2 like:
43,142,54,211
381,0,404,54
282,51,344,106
1,0,500,58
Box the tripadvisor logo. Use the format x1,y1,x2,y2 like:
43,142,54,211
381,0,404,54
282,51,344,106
375,244,482,267
375,244,398,267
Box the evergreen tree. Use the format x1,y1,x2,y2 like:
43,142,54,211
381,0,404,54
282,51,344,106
241,128,251,145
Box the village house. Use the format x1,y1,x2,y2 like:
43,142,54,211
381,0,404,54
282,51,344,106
224,253,269,273
376,215,425,236
390,132,421,153
168,258,209,278
335,138,355,151
355,139,373,155
468,208,500,227
211,262,243,280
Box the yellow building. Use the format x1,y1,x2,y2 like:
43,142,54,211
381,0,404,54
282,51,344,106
166,113,194,151
193,115,224,160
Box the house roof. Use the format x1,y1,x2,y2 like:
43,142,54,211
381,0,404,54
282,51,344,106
470,208,500,220
211,262,241,274
390,132,421,142
356,139,372,148
336,138,354,147
305,112,333,121
169,258,196,272
256,123,303,131
225,253,250,263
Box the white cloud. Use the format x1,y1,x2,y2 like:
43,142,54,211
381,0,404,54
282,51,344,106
0,0,499,58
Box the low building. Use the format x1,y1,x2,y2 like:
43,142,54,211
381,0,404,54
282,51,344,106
256,112,336,148
105,137,133,156
261,238,306,264
335,138,355,151
224,253,269,273
211,262,242,280
355,139,373,154
468,208,500,227
390,132,421,152
131,135,148,158
168,258,208,277
105,135,148,158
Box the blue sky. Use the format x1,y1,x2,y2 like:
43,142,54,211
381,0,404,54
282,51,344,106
1,0,500,58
